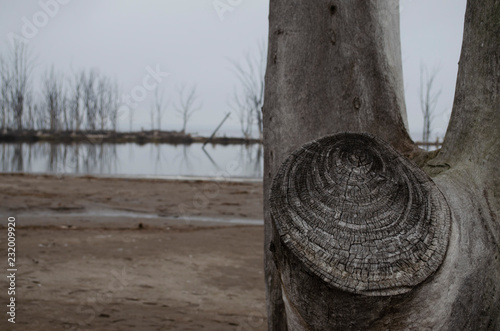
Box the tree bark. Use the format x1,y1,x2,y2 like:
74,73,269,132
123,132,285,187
263,0,499,330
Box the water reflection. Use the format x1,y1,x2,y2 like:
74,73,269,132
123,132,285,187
0,142,263,178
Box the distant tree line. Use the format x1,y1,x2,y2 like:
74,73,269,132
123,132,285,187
0,42,122,133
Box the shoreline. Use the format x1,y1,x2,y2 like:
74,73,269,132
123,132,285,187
1,172,263,183
0,129,262,145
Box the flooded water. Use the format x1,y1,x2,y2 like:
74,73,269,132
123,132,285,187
0,142,263,179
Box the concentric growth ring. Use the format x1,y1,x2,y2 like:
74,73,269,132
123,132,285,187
270,133,451,296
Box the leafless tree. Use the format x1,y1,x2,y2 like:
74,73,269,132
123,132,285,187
35,104,46,130
174,84,201,133
229,41,266,139
233,98,254,139
68,70,84,132
420,65,441,148
61,93,69,131
83,69,98,131
0,56,11,132
24,91,36,130
5,41,35,131
152,87,168,131
150,106,155,130
41,66,66,131
108,80,120,132
96,75,110,131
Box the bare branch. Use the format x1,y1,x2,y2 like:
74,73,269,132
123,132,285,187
4,41,36,130
174,84,201,133
228,40,266,139
151,87,169,131
419,64,442,149
68,70,85,132
41,66,66,131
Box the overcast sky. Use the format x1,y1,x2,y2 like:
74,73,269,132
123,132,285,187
0,0,466,140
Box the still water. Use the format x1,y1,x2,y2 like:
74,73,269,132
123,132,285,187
0,142,263,179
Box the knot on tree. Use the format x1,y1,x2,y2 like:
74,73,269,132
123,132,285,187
270,133,451,296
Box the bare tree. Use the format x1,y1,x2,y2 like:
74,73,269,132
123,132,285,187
153,87,168,131
264,0,499,330
174,84,201,133
68,70,84,132
82,69,98,131
35,103,46,130
108,80,120,132
61,92,69,131
0,56,11,132
6,41,35,131
420,65,441,148
41,66,66,132
24,91,36,130
96,75,110,131
150,107,155,130
229,41,266,139
234,100,254,139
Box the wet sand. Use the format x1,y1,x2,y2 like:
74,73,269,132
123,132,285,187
0,174,266,331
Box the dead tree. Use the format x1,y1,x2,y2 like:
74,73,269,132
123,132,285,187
6,41,34,131
232,97,254,139
174,84,201,133
96,75,110,131
69,70,84,132
153,87,167,131
229,41,266,139
149,88,166,131
263,1,499,330
420,65,441,149
108,80,120,132
24,91,36,130
83,69,98,131
0,56,11,131
41,67,66,132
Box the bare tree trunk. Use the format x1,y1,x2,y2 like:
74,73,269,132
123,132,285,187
70,71,84,132
24,92,35,130
229,42,266,139
83,69,98,131
263,0,499,330
42,67,65,132
420,65,441,149
150,108,155,130
153,87,167,131
8,42,34,131
97,76,110,131
174,84,201,134
0,57,10,132
61,94,68,131
109,80,120,132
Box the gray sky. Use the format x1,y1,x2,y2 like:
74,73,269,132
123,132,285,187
0,0,466,140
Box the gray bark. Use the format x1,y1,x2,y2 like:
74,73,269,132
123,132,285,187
263,0,499,330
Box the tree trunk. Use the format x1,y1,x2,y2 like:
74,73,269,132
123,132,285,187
263,0,499,330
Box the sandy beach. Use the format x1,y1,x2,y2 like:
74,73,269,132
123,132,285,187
0,174,266,331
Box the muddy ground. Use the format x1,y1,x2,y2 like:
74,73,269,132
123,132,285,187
0,174,266,331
